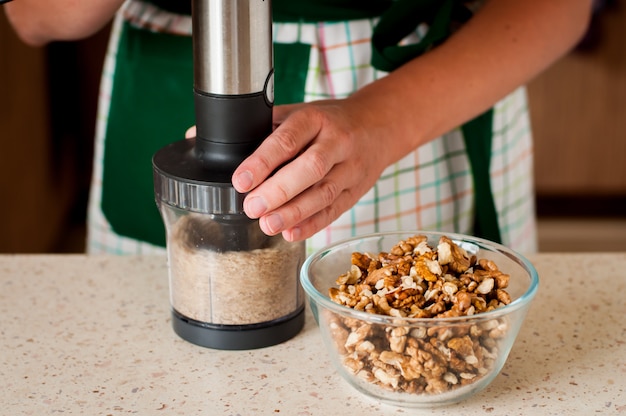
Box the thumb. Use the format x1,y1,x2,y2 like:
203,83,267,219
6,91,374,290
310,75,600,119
185,126,196,139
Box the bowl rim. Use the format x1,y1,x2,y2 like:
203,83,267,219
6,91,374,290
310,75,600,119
300,230,539,324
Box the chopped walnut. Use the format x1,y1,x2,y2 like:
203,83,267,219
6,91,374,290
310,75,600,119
327,235,514,396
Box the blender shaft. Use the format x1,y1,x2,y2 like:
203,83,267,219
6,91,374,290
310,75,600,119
192,0,273,96
192,0,274,171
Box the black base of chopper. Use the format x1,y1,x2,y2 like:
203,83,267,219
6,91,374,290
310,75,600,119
171,306,305,350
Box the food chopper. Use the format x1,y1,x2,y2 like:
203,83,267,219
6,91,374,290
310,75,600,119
152,0,305,350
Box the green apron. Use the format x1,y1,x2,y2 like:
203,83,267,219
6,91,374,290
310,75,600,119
101,0,501,248
101,24,195,247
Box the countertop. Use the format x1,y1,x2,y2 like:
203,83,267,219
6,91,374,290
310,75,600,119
1,253,624,415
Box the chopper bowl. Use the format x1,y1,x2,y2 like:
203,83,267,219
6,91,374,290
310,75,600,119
300,231,538,407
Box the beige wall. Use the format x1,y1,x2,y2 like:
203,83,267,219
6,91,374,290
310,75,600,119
0,11,73,252
0,11,108,252
528,3,626,196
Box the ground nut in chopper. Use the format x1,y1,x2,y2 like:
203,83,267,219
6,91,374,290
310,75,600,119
152,0,305,350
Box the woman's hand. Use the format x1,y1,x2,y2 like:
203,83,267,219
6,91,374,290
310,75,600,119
231,99,394,242
186,98,400,242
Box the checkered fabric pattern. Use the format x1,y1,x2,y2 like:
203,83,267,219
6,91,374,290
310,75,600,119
86,1,537,255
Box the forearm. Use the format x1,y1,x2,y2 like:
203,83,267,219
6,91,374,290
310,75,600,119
348,0,593,164
4,0,125,46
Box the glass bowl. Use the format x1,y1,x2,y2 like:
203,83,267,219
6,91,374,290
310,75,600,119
300,231,538,407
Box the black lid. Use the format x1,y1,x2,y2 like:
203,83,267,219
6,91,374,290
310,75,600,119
152,138,245,215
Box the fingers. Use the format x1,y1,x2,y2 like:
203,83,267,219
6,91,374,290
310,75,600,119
256,158,367,239
242,138,337,216
279,177,365,242
280,190,354,242
185,126,196,139
232,106,326,194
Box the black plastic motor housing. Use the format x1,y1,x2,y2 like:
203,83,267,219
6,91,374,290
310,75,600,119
193,88,272,173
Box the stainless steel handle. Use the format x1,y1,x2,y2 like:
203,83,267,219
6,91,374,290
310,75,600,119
192,0,272,96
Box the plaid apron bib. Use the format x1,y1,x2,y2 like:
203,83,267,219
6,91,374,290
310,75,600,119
87,0,537,255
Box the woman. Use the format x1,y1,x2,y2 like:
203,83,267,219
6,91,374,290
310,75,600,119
4,0,592,255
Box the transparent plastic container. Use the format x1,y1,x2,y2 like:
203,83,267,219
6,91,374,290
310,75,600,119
158,202,305,350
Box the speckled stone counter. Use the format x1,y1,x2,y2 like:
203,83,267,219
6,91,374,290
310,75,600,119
1,254,624,415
